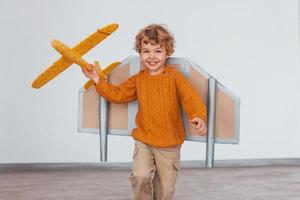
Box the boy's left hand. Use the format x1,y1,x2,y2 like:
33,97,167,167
188,117,207,136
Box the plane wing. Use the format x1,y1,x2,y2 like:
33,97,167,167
73,23,119,56
32,23,119,89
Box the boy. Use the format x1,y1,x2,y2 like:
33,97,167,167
82,24,207,200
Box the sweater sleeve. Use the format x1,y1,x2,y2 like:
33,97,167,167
94,74,137,104
174,70,207,124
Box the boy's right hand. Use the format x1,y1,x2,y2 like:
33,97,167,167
82,64,100,84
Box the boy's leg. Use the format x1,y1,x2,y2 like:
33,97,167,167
152,145,181,200
129,140,156,200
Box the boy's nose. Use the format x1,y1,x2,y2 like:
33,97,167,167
149,52,156,58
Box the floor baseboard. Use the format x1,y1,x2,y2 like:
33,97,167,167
0,158,300,170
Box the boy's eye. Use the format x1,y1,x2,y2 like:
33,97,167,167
142,50,149,53
156,50,162,53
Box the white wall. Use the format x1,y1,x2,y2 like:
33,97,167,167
0,0,299,163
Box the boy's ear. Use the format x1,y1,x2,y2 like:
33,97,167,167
166,51,172,57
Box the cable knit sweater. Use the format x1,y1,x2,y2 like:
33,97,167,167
95,65,207,147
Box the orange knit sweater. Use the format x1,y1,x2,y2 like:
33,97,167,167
95,65,207,147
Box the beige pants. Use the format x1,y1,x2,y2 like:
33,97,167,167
129,140,181,200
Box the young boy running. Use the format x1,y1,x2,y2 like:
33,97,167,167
82,24,207,200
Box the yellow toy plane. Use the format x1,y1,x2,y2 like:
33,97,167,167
32,23,120,89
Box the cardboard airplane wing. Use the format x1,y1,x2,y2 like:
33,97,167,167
78,56,240,144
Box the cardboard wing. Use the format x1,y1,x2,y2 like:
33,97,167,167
78,56,240,144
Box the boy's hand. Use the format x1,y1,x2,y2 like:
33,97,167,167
188,117,207,136
82,64,100,84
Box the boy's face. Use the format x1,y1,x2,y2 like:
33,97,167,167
140,40,168,76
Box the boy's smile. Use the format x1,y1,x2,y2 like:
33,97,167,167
140,40,169,76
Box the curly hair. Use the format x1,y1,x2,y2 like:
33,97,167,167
134,24,175,56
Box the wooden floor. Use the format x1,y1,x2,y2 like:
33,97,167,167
1,161,300,200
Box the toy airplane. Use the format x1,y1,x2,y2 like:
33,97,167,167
32,23,120,89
